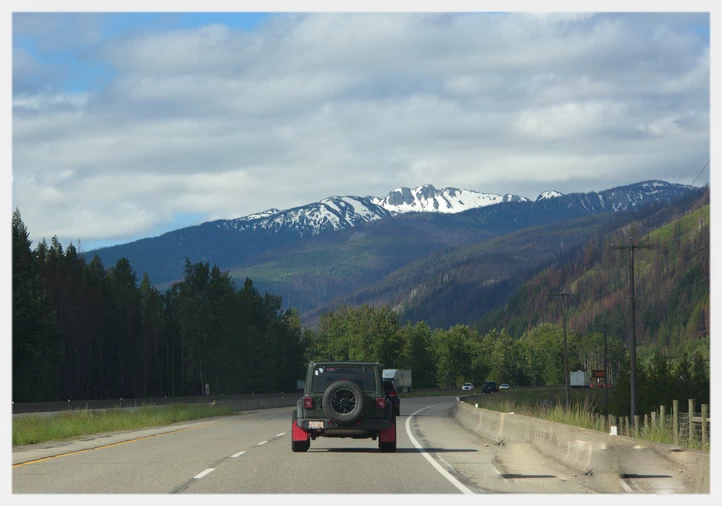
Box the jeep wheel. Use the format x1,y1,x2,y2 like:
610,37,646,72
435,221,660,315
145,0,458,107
322,380,365,425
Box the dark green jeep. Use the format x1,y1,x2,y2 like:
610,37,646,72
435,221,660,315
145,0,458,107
291,361,397,452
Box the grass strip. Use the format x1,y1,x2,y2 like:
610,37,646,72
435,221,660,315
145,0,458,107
13,403,235,446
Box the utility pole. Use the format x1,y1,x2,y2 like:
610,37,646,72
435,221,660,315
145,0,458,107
602,323,609,412
548,292,579,409
612,237,651,422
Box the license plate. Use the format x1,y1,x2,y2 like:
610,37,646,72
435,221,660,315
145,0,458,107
309,421,324,429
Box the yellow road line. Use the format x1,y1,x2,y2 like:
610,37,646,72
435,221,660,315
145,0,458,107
12,422,217,468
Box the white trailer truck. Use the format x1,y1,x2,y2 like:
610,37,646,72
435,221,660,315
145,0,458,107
383,369,412,393
570,370,591,388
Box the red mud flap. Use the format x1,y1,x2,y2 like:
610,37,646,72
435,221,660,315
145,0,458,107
379,422,396,443
292,421,310,442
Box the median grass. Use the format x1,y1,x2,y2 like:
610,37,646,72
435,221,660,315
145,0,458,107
13,403,236,446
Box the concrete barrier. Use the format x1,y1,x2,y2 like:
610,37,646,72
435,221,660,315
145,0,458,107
452,400,709,493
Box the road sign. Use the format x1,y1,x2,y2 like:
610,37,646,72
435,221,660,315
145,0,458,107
591,369,606,378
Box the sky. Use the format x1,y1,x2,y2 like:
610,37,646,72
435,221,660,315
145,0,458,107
8,4,714,252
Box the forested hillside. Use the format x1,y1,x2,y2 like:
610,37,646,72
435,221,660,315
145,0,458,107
308,190,706,329
473,189,710,358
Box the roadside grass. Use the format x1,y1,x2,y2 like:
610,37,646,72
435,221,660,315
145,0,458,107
465,388,606,431
463,387,709,450
13,403,235,446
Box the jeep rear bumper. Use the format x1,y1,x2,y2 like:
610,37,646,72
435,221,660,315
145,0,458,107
297,417,393,437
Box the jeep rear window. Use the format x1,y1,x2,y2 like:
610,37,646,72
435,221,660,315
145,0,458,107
311,366,378,393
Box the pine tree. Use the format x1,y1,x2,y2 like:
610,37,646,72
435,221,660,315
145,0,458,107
12,210,61,401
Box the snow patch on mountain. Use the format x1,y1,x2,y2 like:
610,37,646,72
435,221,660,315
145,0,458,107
537,190,564,201
219,196,392,236
241,208,281,221
372,184,529,214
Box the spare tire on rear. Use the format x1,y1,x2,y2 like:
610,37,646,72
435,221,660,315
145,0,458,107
322,380,364,425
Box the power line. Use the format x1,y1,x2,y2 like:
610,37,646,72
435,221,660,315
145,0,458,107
690,160,710,187
634,277,709,300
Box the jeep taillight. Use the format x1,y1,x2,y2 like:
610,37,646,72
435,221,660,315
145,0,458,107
388,391,398,397
303,397,314,409
375,397,386,409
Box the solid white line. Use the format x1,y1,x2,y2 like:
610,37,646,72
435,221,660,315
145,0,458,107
193,468,215,479
231,451,246,458
405,403,475,495
276,433,286,437
257,440,268,446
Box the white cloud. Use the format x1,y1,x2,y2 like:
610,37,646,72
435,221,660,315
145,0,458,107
11,12,710,246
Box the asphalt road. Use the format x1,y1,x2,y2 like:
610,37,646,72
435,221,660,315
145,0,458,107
12,395,686,494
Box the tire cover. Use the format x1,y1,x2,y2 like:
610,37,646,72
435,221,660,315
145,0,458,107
322,380,365,425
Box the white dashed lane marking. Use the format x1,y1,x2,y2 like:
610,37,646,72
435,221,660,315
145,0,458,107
193,468,215,479
229,432,285,459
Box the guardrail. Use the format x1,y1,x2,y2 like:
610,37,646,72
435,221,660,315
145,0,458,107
12,393,302,417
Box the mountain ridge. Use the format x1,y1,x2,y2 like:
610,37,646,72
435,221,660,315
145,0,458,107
84,180,697,296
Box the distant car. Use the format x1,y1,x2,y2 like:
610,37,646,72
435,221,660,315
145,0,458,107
481,381,498,394
383,379,401,416
461,383,474,391
499,383,510,390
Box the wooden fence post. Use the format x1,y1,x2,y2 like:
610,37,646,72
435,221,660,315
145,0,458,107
689,399,696,443
660,405,666,432
651,410,657,431
673,400,679,446
609,414,616,433
644,413,649,435
701,404,708,445
634,415,639,436
624,416,630,436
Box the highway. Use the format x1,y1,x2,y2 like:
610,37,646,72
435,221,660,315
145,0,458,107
11,395,692,494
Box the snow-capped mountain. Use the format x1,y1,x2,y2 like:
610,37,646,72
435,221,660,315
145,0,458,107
219,184,528,237
533,180,694,214
86,179,700,289
371,184,528,214
219,196,393,236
